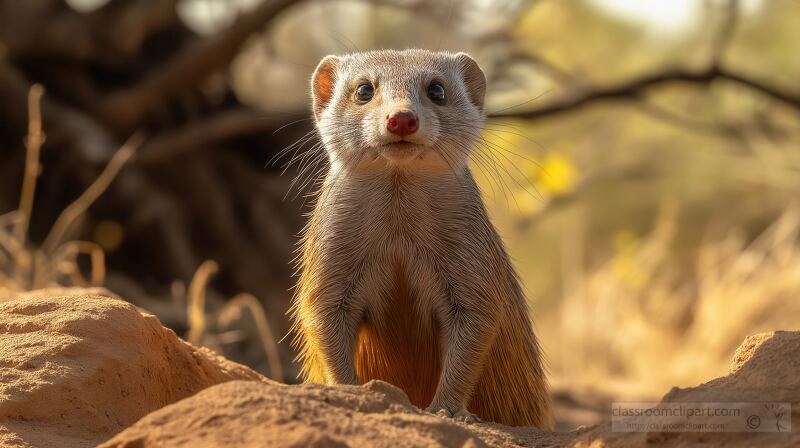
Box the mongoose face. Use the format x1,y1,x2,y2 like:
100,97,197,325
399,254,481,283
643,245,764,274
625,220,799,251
310,49,486,170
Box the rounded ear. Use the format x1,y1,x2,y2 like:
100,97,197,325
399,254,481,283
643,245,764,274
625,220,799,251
455,52,486,113
311,55,340,120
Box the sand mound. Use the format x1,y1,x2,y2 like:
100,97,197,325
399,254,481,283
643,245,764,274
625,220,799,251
0,289,797,447
100,333,800,448
100,379,584,448
572,331,800,447
0,288,266,448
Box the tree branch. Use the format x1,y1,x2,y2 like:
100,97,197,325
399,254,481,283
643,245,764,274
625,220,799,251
137,109,292,165
488,65,800,120
0,0,180,63
101,0,299,133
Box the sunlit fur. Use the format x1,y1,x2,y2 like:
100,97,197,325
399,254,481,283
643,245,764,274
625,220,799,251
289,49,553,429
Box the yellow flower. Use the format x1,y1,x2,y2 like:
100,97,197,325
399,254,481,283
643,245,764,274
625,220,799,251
537,152,577,195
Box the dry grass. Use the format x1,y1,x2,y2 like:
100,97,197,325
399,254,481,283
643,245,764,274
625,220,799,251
185,260,285,382
546,202,800,398
219,292,284,381
0,86,284,381
0,86,141,298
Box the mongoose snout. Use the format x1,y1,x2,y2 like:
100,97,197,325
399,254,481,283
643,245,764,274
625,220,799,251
386,111,418,136
290,49,553,429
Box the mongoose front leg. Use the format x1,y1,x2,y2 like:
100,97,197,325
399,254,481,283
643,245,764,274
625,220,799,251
308,298,362,385
427,290,502,423
320,308,362,385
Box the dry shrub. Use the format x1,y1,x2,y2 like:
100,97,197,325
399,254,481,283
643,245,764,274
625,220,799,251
185,260,284,382
0,86,140,299
0,86,284,382
549,202,800,397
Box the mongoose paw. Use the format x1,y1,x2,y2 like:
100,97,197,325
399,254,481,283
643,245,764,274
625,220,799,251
425,405,482,424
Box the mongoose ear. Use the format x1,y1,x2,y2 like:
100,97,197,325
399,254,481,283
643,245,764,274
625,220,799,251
455,52,486,113
311,55,340,120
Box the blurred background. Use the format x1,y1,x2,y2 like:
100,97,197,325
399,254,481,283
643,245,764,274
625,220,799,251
1,0,799,430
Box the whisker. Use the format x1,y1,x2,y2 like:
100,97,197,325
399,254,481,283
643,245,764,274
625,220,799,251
487,89,553,115
272,117,313,135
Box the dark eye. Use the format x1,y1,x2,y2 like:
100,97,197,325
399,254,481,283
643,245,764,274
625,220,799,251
354,83,374,103
427,82,446,104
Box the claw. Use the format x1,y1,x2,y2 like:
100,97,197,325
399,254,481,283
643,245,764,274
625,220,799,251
452,409,481,424
426,405,481,424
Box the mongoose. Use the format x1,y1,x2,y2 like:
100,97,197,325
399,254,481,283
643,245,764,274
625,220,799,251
289,49,553,429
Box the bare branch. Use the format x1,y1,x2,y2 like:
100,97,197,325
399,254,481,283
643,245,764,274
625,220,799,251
137,109,293,165
41,133,144,253
14,85,45,250
0,0,179,62
101,0,299,133
489,65,800,120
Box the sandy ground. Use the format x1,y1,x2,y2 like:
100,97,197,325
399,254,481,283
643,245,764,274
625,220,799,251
1,289,797,447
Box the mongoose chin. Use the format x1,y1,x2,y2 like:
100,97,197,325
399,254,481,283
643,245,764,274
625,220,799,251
289,49,553,428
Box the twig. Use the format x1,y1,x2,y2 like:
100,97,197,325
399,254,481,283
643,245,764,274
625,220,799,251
41,132,144,253
219,293,285,382
101,0,299,132
0,213,23,270
186,260,219,345
138,109,291,165
14,84,45,250
489,65,800,120
46,240,106,288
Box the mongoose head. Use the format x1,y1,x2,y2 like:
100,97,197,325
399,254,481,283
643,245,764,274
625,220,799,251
310,49,486,171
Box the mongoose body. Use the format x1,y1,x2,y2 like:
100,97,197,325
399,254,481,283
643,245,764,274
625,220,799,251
290,49,553,428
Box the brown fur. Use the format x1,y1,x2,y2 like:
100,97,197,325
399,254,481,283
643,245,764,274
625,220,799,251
290,49,553,429
354,259,442,408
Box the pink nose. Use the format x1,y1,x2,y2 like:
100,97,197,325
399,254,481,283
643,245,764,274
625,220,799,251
386,111,418,136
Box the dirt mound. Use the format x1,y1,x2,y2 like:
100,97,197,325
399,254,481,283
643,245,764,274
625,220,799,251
99,379,583,448
0,288,267,448
102,334,800,448
1,289,798,447
101,332,800,448
572,331,800,447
